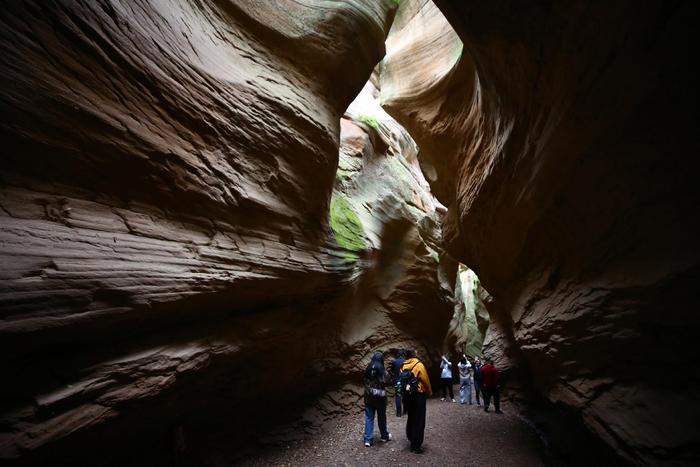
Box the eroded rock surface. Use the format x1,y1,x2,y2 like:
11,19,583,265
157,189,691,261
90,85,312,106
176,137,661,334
381,0,700,465
0,1,457,464
292,78,454,435
445,265,488,357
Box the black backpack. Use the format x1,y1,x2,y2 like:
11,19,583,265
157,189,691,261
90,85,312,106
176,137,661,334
398,361,421,398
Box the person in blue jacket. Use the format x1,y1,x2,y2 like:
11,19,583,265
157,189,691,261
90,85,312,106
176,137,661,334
390,349,406,416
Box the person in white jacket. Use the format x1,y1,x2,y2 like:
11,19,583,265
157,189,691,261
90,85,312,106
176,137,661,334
458,355,473,404
439,355,455,402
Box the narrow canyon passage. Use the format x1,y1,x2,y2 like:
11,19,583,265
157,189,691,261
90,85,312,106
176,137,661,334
1,1,699,466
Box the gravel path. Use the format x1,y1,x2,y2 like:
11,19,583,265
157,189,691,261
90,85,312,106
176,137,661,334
237,396,545,466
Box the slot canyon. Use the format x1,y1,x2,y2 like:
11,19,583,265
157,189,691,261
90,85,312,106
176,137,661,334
0,0,698,466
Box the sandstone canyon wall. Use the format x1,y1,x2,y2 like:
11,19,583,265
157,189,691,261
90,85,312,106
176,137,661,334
445,265,488,358
0,1,455,465
381,0,700,465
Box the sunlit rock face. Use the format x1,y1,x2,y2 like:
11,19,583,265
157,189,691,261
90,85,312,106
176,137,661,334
381,0,700,465
234,78,455,450
379,0,471,205
444,265,488,357
334,78,453,361
305,78,454,424
0,1,434,464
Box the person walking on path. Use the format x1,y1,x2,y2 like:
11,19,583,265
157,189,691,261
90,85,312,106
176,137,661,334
458,355,473,404
363,351,392,446
481,358,502,414
439,355,455,402
473,357,483,405
390,350,406,417
401,349,432,454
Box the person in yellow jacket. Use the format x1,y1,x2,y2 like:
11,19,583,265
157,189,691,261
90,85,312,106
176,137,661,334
401,349,432,454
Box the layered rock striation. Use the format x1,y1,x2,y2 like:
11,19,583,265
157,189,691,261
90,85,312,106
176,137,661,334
381,0,700,465
333,78,453,361
0,1,455,464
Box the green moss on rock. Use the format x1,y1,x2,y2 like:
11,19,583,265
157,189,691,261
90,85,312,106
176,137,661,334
330,195,367,252
357,114,379,130
335,168,352,182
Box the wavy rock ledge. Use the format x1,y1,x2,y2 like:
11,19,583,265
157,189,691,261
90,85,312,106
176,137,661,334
2,0,698,465
0,1,456,464
381,0,700,465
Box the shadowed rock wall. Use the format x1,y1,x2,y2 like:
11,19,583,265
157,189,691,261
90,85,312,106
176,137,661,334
381,0,700,465
0,1,454,465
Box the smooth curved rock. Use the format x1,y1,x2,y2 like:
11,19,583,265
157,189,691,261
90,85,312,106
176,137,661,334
381,0,700,465
379,0,474,204
0,1,417,463
445,265,488,357
333,78,453,370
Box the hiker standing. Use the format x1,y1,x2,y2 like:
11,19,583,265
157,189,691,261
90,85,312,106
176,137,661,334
481,358,502,413
473,357,483,405
401,349,432,454
363,351,392,446
439,355,455,402
458,355,473,404
390,349,406,417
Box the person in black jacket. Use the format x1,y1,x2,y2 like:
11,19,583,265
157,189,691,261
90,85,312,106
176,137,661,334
363,351,392,446
390,349,406,416
473,357,483,405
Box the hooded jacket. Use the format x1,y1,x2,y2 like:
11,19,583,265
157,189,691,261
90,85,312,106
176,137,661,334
364,352,388,406
401,357,433,396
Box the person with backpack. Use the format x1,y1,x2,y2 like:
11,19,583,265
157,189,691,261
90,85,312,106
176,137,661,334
390,349,406,417
473,357,483,405
481,358,502,413
400,349,432,454
439,355,455,402
363,351,392,447
458,354,473,404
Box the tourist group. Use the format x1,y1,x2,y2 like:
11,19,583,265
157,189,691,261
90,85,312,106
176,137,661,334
363,349,501,453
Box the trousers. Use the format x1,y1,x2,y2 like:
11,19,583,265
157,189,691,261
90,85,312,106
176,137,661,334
459,377,472,404
483,386,500,412
440,378,454,399
364,402,389,443
404,393,427,450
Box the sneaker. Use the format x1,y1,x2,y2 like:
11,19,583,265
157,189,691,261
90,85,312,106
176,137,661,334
411,447,424,454
380,433,392,443
441,398,445,401
364,441,371,447
495,410,503,414
451,399,456,403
